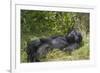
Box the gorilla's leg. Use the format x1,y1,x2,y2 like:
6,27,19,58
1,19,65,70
27,47,39,62
27,53,37,62
26,40,41,62
37,44,51,59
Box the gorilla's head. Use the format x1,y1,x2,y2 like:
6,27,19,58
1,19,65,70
66,29,82,44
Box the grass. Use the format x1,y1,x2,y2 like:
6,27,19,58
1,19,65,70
40,43,89,61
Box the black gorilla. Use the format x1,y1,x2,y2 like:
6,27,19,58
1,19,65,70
26,29,82,62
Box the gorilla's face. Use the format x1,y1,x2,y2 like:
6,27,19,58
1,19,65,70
66,30,82,44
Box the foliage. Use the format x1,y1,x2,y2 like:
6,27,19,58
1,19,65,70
20,10,90,62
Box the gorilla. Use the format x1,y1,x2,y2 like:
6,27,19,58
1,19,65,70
26,29,82,62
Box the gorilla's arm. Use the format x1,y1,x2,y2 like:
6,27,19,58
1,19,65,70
63,43,80,54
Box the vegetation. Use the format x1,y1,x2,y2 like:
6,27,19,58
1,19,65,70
21,10,90,62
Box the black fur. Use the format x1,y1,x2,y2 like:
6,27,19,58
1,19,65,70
26,29,82,62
